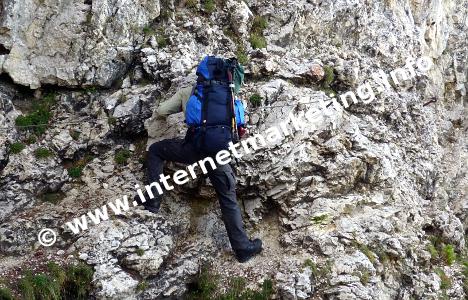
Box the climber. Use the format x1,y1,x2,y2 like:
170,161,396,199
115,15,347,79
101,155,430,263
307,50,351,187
136,56,262,263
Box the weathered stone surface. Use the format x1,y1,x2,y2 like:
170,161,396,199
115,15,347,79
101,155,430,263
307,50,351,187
0,0,160,88
0,0,466,299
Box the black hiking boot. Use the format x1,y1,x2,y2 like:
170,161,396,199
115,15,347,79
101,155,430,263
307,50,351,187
134,193,161,214
235,238,263,263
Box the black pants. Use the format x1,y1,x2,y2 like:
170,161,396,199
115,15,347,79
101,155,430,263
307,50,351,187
147,138,250,251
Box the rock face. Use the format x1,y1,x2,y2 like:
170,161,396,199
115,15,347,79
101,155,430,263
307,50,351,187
0,0,467,299
0,0,160,88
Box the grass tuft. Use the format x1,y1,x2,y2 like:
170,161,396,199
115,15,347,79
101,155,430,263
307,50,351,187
249,33,267,49
442,244,456,265
136,248,145,256
435,268,451,290
202,0,215,14
10,142,25,154
249,93,262,108
0,287,14,300
188,266,273,299
15,92,56,135
114,149,132,165
34,147,53,159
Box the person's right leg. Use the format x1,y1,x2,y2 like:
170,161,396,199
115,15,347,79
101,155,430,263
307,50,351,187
140,138,199,212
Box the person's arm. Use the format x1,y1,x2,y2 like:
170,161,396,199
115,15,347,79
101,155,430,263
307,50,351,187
156,86,193,118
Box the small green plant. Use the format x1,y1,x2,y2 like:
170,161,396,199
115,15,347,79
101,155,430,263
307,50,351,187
34,147,53,159
24,135,37,145
358,244,377,264
84,86,97,94
435,268,451,290
359,270,370,285
136,280,148,292
15,92,56,135
156,34,168,48
462,259,468,294
114,149,132,165
236,45,248,65
252,16,268,32
303,258,319,277
311,214,328,225
442,244,456,265
143,26,155,35
249,33,267,49
202,0,215,14
40,192,65,204
185,0,198,9
249,15,268,49
67,167,83,178
10,142,25,154
19,272,61,300
249,93,262,108
70,130,81,141
62,263,94,299
118,94,127,104
136,248,145,256
322,65,335,88
108,117,117,125
0,287,14,300
188,266,273,300
427,242,439,260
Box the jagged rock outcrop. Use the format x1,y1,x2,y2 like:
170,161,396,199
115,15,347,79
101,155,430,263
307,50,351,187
0,0,467,299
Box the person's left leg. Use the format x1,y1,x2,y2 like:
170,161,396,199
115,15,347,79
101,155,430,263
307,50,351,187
207,163,252,251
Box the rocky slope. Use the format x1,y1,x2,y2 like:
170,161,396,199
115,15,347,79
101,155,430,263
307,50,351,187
0,0,467,299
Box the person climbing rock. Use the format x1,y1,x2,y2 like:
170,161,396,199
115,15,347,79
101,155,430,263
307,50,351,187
137,55,262,263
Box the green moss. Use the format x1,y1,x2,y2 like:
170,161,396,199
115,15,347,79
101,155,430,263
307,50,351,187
322,65,335,88
435,268,451,290
34,147,53,159
0,287,14,300
10,142,25,154
15,92,56,135
311,214,328,225
136,280,148,292
442,244,456,265
136,248,145,256
202,0,215,14
249,93,262,107
249,33,267,49
114,149,132,165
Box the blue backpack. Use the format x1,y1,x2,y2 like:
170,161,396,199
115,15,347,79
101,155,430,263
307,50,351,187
185,56,245,154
